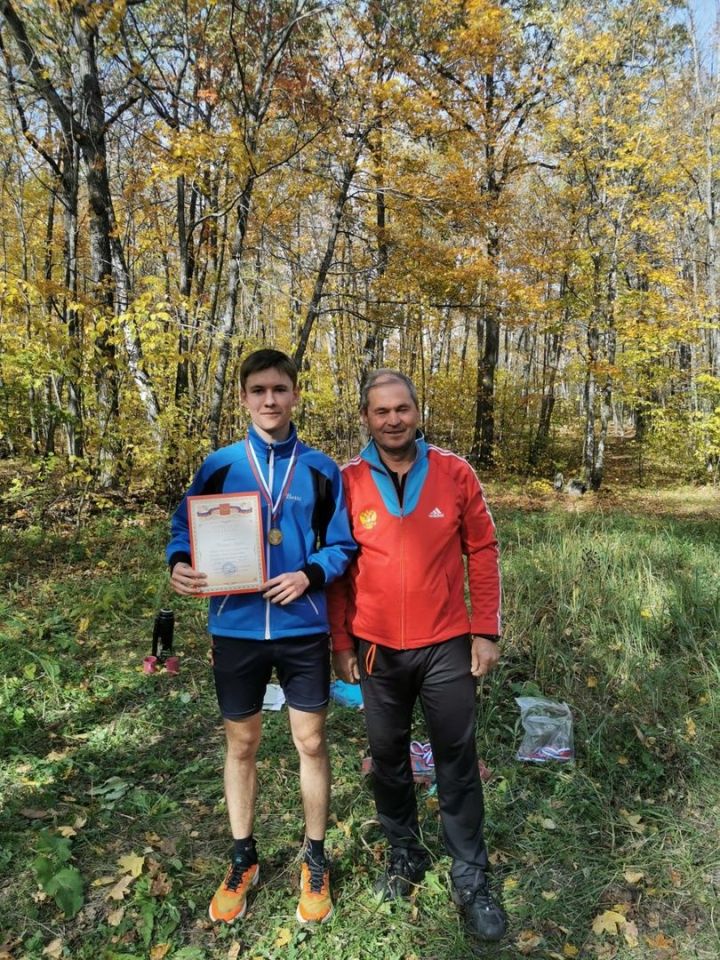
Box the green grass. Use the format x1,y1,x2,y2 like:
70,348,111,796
1,489,719,959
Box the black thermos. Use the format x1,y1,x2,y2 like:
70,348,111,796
152,609,175,660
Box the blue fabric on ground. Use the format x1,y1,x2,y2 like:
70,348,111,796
329,680,364,708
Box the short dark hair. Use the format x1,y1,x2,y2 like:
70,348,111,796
360,368,419,412
240,349,298,389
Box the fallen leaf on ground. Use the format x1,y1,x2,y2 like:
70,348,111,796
593,945,618,959
274,927,292,948
42,941,63,959
563,946,579,958
542,818,557,830
623,920,639,947
592,910,627,936
107,907,125,927
150,945,170,960
226,944,241,960
542,890,558,900
92,876,117,887
515,930,543,954
624,870,644,884
106,874,134,902
57,825,77,838
117,852,144,877
488,850,509,865
20,808,49,819
150,872,172,897
620,810,645,832
645,932,674,948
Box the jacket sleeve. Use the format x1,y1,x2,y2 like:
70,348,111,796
326,468,355,651
459,462,502,637
304,462,357,587
327,573,353,651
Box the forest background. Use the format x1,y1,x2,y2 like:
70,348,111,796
1,0,719,492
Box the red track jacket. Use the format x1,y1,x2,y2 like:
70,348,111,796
328,436,501,652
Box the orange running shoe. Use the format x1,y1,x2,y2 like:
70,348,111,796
296,853,333,924
208,858,260,923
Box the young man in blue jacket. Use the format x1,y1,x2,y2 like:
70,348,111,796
167,349,355,926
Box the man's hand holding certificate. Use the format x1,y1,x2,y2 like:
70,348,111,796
183,493,266,596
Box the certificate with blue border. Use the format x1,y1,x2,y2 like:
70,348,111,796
187,492,266,596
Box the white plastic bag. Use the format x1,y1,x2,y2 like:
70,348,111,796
515,696,574,762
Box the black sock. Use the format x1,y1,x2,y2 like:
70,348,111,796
233,836,257,863
306,838,325,861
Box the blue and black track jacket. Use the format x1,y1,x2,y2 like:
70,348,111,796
167,424,356,641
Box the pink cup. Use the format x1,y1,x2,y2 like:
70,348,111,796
164,656,180,675
143,655,158,674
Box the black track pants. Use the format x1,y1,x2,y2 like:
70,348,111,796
358,634,489,878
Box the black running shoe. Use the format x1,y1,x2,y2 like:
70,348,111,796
452,876,507,941
375,847,430,900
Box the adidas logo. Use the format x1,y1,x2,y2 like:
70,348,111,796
428,507,445,518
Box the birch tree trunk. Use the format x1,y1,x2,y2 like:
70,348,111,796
294,143,364,370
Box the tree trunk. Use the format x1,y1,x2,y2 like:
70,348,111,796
361,116,388,375
62,154,83,458
593,259,617,490
529,326,563,469
294,145,363,370
583,257,602,485
473,256,501,467
208,178,255,449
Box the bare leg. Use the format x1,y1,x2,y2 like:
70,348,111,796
223,713,263,838
288,707,329,840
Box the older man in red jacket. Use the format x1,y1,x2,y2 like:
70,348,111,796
329,369,506,943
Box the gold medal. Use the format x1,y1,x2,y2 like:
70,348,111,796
268,527,283,546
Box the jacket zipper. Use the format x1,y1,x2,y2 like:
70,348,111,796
264,444,274,640
396,473,406,649
400,513,405,648
377,456,412,648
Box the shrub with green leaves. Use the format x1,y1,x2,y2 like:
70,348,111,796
31,830,84,918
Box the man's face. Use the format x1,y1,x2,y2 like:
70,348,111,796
362,380,420,458
241,368,299,441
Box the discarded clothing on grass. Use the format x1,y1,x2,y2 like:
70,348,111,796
262,683,286,711
361,741,491,785
329,679,364,709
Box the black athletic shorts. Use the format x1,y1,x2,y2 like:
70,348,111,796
211,633,330,719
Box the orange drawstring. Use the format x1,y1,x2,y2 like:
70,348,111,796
365,642,377,676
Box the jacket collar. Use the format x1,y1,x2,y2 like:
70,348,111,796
247,422,299,459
